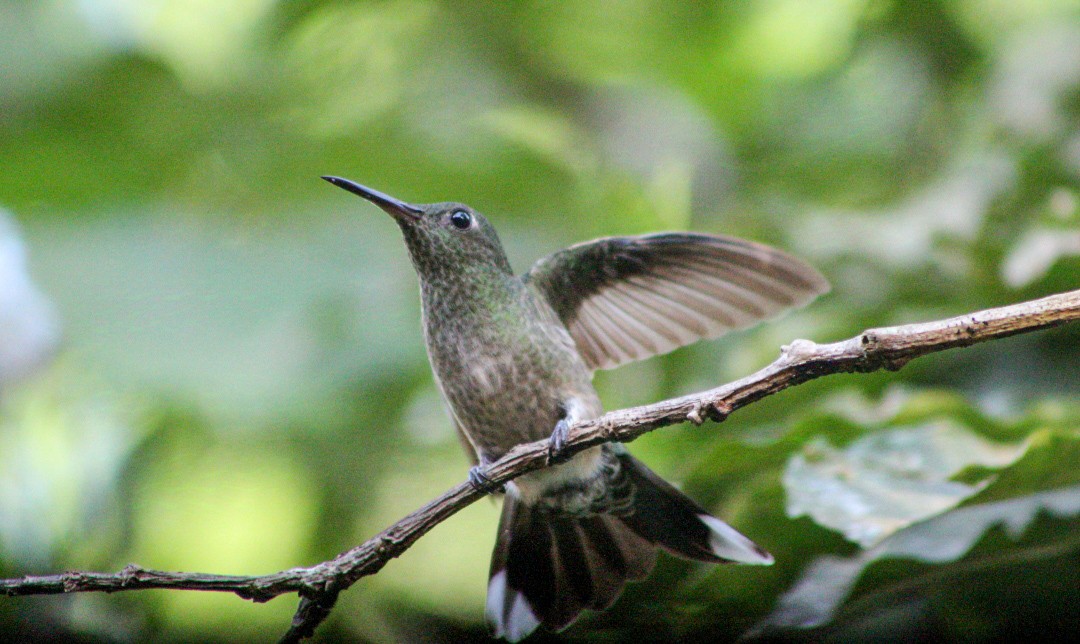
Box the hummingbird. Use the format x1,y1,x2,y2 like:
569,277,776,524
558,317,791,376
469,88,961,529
324,176,829,641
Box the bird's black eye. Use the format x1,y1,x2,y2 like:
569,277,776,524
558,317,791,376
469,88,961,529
449,210,473,230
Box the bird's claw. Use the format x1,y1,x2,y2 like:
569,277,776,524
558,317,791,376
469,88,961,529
468,466,503,494
546,419,571,465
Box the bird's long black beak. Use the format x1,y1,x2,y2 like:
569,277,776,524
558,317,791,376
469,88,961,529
322,176,423,222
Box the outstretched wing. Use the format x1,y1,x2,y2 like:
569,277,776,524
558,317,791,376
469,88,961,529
524,233,829,370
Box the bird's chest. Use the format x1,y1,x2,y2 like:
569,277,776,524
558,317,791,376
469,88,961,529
433,333,538,404
422,290,592,456
427,314,567,414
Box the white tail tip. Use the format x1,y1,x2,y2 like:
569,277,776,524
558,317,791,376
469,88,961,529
486,570,541,642
698,514,774,565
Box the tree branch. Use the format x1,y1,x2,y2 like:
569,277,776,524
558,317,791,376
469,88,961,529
3,289,1079,641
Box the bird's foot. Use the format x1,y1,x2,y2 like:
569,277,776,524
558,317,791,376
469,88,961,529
468,466,504,494
546,419,572,466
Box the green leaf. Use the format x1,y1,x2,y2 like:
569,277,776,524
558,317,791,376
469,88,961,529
784,420,1029,547
756,484,1080,632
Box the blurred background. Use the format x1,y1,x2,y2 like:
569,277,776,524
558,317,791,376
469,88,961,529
2,0,1079,641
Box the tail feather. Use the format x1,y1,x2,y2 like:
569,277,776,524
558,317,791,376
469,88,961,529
486,452,771,641
578,514,656,607
617,453,774,565
548,518,592,627
559,514,657,617
489,494,549,641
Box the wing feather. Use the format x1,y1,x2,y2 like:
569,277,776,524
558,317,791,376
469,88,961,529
525,233,829,370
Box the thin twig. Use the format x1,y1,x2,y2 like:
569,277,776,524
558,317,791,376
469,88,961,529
2,289,1078,641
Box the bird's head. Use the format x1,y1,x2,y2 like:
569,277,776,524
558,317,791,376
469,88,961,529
323,176,513,282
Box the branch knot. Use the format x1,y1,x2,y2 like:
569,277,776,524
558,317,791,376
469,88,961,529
708,401,732,422
63,572,85,593
687,403,706,425
119,564,144,587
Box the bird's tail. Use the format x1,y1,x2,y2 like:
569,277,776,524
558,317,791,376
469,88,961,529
485,452,773,641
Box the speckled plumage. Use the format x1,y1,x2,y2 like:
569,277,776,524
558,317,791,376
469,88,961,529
325,176,829,641
410,213,597,461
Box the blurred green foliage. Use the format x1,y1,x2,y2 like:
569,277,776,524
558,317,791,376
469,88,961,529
2,0,1079,641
